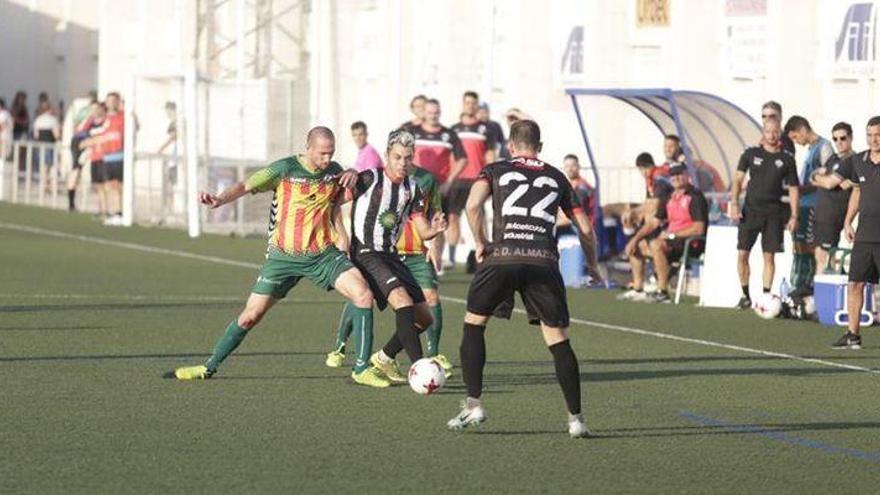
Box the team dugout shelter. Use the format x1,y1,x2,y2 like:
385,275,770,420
565,88,762,226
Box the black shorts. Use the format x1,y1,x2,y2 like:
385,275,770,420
70,136,85,169
351,249,425,311
105,160,123,182
492,295,541,326
467,262,569,328
737,207,785,253
444,180,474,216
848,242,880,284
666,237,705,261
90,160,107,184
814,217,845,250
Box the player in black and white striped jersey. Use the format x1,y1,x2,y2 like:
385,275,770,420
341,129,448,382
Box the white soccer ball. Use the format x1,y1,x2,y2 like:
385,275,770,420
753,294,782,319
802,295,816,317
408,358,446,395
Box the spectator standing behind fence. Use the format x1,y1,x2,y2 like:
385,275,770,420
32,99,61,175
810,122,855,271
86,92,125,225
66,93,98,211
0,98,12,161
11,91,29,174
350,121,382,172
80,102,108,217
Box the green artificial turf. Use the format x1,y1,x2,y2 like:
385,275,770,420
2,204,880,494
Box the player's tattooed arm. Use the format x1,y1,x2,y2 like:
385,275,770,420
198,182,249,209
466,179,492,262
569,208,603,285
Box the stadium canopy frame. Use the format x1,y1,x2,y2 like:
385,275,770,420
565,87,761,214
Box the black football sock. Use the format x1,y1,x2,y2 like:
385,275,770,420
382,333,404,359
67,189,76,210
763,287,771,293
549,340,582,415
741,285,750,298
393,305,422,362
460,323,486,399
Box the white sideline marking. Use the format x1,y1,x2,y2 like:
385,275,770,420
3,221,877,375
0,293,243,302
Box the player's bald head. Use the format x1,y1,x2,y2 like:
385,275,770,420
306,126,335,147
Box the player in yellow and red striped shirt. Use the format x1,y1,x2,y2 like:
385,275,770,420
170,127,391,388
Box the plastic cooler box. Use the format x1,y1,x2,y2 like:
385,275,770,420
558,234,586,288
813,274,875,327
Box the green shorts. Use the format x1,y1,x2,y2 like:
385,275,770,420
400,254,438,290
252,247,354,299
793,206,815,245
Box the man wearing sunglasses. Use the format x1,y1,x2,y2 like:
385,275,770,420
760,101,795,155
810,122,855,270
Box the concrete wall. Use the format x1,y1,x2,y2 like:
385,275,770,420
0,0,98,113
318,0,879,205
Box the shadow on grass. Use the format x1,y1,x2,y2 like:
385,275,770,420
0,300,342,313
470,420,880,438
476,366,861,386
0,302,241,313
489,355,880,367
0,325,113,331
591,420,880,439
0,350,322,363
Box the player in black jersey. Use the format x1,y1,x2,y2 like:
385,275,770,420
729,116,800,309
341,129,448,384
445,120,600,438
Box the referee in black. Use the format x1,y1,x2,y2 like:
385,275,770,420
833,116,880,350
729,116,800,308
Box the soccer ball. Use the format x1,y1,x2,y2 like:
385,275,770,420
753,294,782,319
801,295,816,317
408,358,446,395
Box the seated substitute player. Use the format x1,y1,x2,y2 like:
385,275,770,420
729,116,800,309
832,116,880,349
644,163,709,303
617,154,674,301
332,129,448,383
326,148,453,375
170,127,390,388
446,119,600,438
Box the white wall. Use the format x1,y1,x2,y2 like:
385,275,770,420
0,0,98,112
318,0,879,205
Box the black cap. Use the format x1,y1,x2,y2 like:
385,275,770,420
669,163,687,176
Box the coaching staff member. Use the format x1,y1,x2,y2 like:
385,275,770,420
833,116,880,350
729,116,800,309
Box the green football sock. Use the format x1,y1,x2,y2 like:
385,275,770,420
334,302,356,353
424,303,443,357
205,321,250,372
350,306,374,373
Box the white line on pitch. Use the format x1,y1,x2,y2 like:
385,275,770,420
3,221,877,375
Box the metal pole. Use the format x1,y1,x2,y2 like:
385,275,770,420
25,143,33,204
11,143,18,202
122,75,136,226
569,94,602,222
668,91,698,185
184,65,201,238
